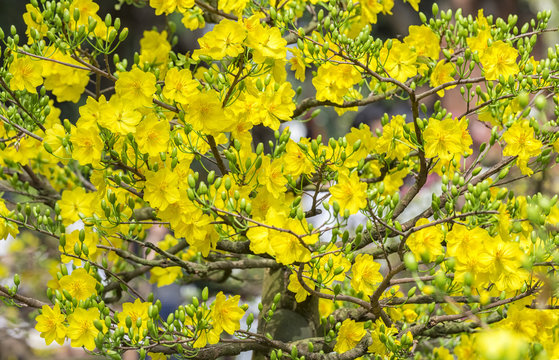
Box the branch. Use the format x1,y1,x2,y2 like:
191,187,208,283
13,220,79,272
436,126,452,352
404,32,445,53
0,285,47,308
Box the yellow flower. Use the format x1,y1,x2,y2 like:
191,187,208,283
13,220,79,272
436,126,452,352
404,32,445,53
150,266,183,287
476,329,529,360
334,319,366,354
43,123,71,159
261,82,296,130
380,40,417,83
403,0,420,11
478,238,528,291
257,157,287,198
9,57,43,93
35,304,66,345
0,201,19,240
502,121,541,175
375,115,411,160
281,139,314,177
139,30,172,69
218,0,249,15
329,171,368,215
404,25,440,60
193,19,246,60
454,334,477,360
246,23,287,63
185,90,232,135
211,292,245,335
181,7,205,30
288,48,310,81
430,60,456,96
350,254,383,296
270,229,312,265
59,268,98,301
67,307,101,351
77,95,107,128
345,124,376,168
135,114,170,157
149,0,194,15
313,62,361,104
360,0,394,24
42,50,89,103
57,187,96,225
143,167,180,211
406,218,444,262
162,67,199,104
23,4,48,44
287,269,314,303
118,298,151,342
433,346,454,360
192,327,220,348
70,125,103,165
60,228,99,264
423,118,468,161
480,40,519,81
98,95,142,135
446,224,487,258
115,67,157,109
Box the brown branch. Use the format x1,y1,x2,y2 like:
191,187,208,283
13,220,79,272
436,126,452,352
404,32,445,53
0,285,47,308
0,114,43,141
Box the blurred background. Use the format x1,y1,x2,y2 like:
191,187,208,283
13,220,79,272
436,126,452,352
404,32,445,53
0,0,557,359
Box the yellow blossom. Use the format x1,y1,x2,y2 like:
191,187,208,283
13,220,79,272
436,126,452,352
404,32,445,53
404,25,440,60
334,319,366,354
281,139,314,177
430,60,456,96
376,115,411,160
98,95,142,135
257,157,287,198
35,304,66,345
0,201,19,240
43,123,71,159
57,187,96,225
144,167,180,211
23,4,48,43
162,67,199,104
502,121,542,175
350,254,383,296
403,0,420,11
360,0,394,24
380,40,417,83
9,57,43,93
59,268,98,301
149,0,194,15
67,307,101,351
211,292,245,334
42,50,89,103
118,298,151,342
480,40,519,81
193,19,246,60
139,30,172,70
423,118,469,161
246,23,287,63
287,269,314,303
313,63,361,104
135,114,170,156
406,218,445,262
70,125,103,165
115,67,157,109
218,0,249,15
181,7,205,30
329,171,367,215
